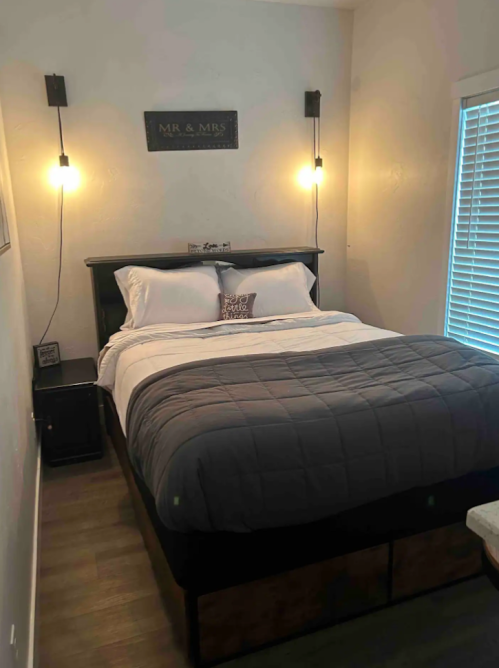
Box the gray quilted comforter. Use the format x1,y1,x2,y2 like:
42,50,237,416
126,335,499,533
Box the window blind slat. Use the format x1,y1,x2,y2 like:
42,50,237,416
461,174,499,183
446,328,499,355
451,280,499,296
455,240,499,249
451,286,499,303
460,181,499,191
452,267,499,282
452,261,499,271
447,324,499,348
449,298,499,317
447,321,499,343
454,247,499,257
462,164,499,176
448,309,499,328
458,203,499,209
454,256,499,271
455,233,499,240
459,197,499,205
464,126,499,140
464,135,499,148
458,217,499,222
463,148,499,164
458,217,499,223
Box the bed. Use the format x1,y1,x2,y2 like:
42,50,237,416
86,247,499,667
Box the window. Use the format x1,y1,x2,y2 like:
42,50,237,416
0,142,10,255
0,190,9,253
445,90,499,355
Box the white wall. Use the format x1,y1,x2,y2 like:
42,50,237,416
0,0,353,359
347,0,499,334
0,98,38,668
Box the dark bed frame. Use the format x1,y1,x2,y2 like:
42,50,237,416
85,247,495,667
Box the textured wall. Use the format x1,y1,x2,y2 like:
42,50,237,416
347,0,499,334
0,97,37,668
0,0,353,358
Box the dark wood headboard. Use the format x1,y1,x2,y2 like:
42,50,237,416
85,247,324,351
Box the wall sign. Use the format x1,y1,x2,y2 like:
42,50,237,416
188,242,231,254
144,111,238,151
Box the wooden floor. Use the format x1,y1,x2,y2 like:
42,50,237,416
39,443,499,668
226,576,499,668
38,444,187,668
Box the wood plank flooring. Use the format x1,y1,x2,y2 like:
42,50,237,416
226,576,499,668
39,442,499,668
38,444,187,668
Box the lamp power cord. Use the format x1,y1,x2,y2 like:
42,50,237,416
39,185,64,346
313,116,321,307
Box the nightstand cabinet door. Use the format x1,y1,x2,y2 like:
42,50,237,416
39,385,103,465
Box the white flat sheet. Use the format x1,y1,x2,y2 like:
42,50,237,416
97,311,400,434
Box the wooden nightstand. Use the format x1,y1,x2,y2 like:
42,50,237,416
33,358,104,466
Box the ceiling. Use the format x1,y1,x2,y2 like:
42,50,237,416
246,0,370,9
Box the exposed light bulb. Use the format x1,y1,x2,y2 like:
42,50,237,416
314,157,323,185
313,166,323,185
298,158,324,189
49,154,80,191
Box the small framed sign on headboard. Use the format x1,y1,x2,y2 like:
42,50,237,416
144,111,238,152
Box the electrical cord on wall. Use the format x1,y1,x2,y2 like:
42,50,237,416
39,85,67,347
313,116,321,307
39,185,64,345
315,114,321,250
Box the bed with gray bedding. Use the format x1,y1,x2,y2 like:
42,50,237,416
127,334,499,533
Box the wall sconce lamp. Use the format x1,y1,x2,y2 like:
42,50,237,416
303,90,323,303
45,74,79,191
36,74,78,352
305,90,323,186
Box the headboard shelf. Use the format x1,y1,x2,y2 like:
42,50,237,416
85,246,324,351
85,246,322,266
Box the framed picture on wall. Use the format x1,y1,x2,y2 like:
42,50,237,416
0,177,10,255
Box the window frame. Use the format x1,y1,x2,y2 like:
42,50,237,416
0,189,10,257
0,133,11,257
440,68,499,352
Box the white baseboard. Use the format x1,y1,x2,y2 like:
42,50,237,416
27,437,41,668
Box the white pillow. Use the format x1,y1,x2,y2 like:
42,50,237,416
115,264,221,329
220,262,318,318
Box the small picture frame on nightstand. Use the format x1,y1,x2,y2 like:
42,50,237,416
34,342,61,368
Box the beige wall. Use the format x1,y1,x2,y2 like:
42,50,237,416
0,0,353,359
0,97,37,668
347,0,499,334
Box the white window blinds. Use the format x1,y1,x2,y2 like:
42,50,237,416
446,90,499,355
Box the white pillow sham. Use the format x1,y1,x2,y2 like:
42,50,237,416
220,262,318,318
115,264,221,329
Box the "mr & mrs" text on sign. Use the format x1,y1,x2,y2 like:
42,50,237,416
144,111,238,151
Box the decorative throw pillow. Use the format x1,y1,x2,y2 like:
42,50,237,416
219,293,256,320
